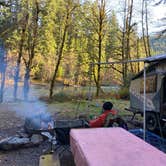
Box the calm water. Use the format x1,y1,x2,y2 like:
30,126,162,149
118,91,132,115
2,84,120,102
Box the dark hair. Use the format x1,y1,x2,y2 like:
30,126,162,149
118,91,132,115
102,102,113,111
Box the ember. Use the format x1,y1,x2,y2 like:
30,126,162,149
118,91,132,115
24,113,54,133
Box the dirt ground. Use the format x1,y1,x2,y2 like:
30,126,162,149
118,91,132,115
0,103,142,166
0,104,44,166
0,103,77,166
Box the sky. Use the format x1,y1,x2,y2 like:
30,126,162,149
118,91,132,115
106,0,166,35
81,0,166,35
150,4,166,33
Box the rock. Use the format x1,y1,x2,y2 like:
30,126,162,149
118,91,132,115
30,134,43,144
16,131,30,138
0,134,44,151
0,136,30,150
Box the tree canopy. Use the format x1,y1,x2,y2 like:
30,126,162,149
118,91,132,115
0,0,165,101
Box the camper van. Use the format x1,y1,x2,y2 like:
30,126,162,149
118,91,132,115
129,54,166,131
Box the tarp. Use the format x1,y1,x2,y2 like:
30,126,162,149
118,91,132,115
70,128,166,166
145,54,166,63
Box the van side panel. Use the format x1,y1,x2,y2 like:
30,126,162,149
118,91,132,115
129,76,157,112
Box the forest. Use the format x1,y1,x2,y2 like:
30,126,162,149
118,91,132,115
0,0,165,102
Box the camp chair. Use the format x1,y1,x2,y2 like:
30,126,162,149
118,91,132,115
104,113,116,127
104,114,128,130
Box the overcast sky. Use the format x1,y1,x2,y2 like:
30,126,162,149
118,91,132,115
107,0,166,35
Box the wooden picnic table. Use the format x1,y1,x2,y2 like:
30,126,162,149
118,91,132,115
70,127,166,166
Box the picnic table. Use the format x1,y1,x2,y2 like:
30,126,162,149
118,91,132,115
70,127,166,166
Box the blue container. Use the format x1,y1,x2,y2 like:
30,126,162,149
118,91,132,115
129,129,166,153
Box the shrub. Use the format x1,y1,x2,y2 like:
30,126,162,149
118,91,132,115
53,91,72,102
118,87,129,100
52,91,90,102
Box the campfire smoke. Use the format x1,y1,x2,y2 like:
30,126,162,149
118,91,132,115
10,99,55,133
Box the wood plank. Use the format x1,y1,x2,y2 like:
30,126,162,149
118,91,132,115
39,154,60,166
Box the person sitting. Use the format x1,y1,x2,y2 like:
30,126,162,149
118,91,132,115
89,101,117,128
55,102,127,145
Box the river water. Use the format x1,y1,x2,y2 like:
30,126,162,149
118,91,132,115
2,84,120,102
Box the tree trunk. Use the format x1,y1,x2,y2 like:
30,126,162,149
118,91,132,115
145,0,151,57
0,72,6,103
23,0,39,100
0,39,7,103
95,0,105,97
74,55,81,85
23,67,30,101
126,0,134,73
49,13,69,99
49,51,62,99
136,38,140,73
122,0,127,86
14,50,22,100
13,14,28,100
141,0,148,57
96,34,102,97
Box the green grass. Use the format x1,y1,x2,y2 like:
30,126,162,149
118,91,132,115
47,98,132,119
37,85,134,119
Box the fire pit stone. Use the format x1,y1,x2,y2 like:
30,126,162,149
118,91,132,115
31,134,44,144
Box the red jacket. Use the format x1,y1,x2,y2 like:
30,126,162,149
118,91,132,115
89,109,117,128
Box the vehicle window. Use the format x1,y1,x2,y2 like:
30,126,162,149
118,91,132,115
140,75,157,93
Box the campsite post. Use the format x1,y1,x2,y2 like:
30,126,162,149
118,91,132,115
143,62,146,141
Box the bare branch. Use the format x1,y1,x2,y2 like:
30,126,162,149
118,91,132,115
155,0,166,5
0,1,10,7
22,56,28,67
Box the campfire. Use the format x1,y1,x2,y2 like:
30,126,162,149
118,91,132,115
0,112,86,152
0,112,55,151
24,113,55,133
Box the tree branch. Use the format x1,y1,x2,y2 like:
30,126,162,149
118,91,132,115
0,1,10,7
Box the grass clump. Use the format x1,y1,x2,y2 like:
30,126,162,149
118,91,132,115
52,90,90,102
53,91,72,102
118,87,129,100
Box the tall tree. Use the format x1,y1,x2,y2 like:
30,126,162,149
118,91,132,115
141,0,151,57
121,0,128,86
23,0,40,100
13,1,29,100
0,39,7,102
49,0,78,99
145,0,151,56
105,11,121,61
126,0,134,72
83,0,108,96
120,0,137,86
95,0,108,96
0,1,12,102
32,0,56,82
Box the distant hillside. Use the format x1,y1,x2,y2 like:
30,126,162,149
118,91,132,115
150,36,166,54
